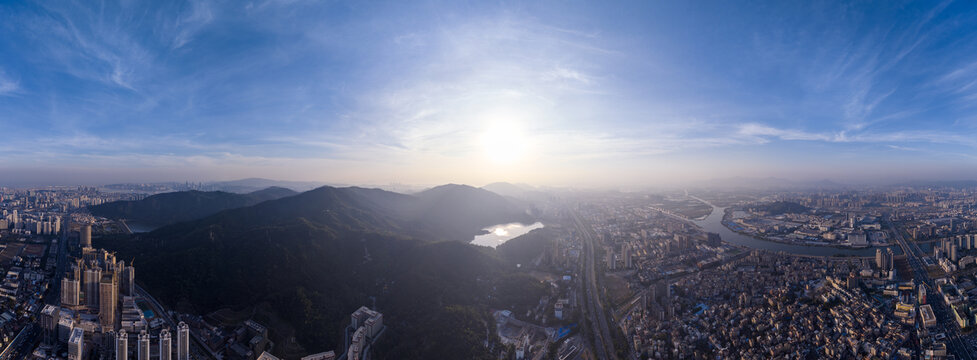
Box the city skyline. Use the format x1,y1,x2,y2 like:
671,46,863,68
5,1,977,187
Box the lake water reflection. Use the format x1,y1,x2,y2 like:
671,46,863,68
471,222,545,248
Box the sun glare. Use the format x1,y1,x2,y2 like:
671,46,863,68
481,123,528,164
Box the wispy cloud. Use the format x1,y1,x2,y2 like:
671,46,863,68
542,66,593,85
169,0,214,49
0,70,19,96
5,1,977,185
735,122,977,150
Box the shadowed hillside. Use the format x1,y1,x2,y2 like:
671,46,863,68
89,187,298,226
97,184,543,358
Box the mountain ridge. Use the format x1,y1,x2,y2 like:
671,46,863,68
89,186,298,227
97,183,543,358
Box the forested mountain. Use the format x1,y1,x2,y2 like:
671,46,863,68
89,187,297,226
96,184,543,358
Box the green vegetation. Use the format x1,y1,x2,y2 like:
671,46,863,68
647,195,713,219
749,201,810,215
89,186,297,226
96,185,539,358
496,227,559,266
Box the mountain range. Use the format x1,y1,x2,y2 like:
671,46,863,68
94,184,544,358
89,187,298,227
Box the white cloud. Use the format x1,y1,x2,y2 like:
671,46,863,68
0,70,19,95
170,0,215,49
542,67,592,85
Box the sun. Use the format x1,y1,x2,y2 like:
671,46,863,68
480,123,528,164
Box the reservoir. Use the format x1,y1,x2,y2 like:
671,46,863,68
471,222,544,248
694,205,898,257
125,221,159,233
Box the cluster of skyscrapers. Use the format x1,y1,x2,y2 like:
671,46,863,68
62,320,190,360
110,324,189,360
42,224,191,360
59,244,135,330
0,208,61,235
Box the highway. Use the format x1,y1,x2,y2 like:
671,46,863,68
0,324,38,360
888,219,974,360
569,208,617,360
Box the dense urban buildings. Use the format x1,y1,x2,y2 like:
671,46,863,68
11,182,977,359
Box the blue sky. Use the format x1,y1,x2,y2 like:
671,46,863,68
2,0,977,186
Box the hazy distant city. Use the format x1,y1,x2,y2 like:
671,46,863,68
7,0,977,359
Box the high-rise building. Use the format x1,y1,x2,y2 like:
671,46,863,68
138,331,150,360
887,248,895,271
623,245,632,268
122,264,135,296
875,248,884,269
347,327,366,360
159,329,172,360
919,284,927,305
81,224,92,248
177,322,190,360
84,267,102,308
345,307,385,360
58,315,74,344
100,275,118,329
951,244,959,262
68,328,85,360
62,277,80,306
875,248,895,273
117,330,129,360
73,259,82,281
40,305,59,344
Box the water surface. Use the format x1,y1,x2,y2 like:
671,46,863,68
125,221,159,233
694,205,897,257
471,222,545,248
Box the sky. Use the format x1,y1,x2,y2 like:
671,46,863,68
3,0,977,187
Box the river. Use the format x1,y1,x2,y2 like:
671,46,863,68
693,205,898,257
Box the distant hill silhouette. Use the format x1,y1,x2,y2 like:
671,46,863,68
481,182,535,198
690,177,845,190
96,184,542,358
89,187,298,226
482,182,559,206
207,178,328,193
414,184,534,240
896,180,977,189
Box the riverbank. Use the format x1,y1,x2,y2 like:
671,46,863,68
691,202,896,257
718,207,893,250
